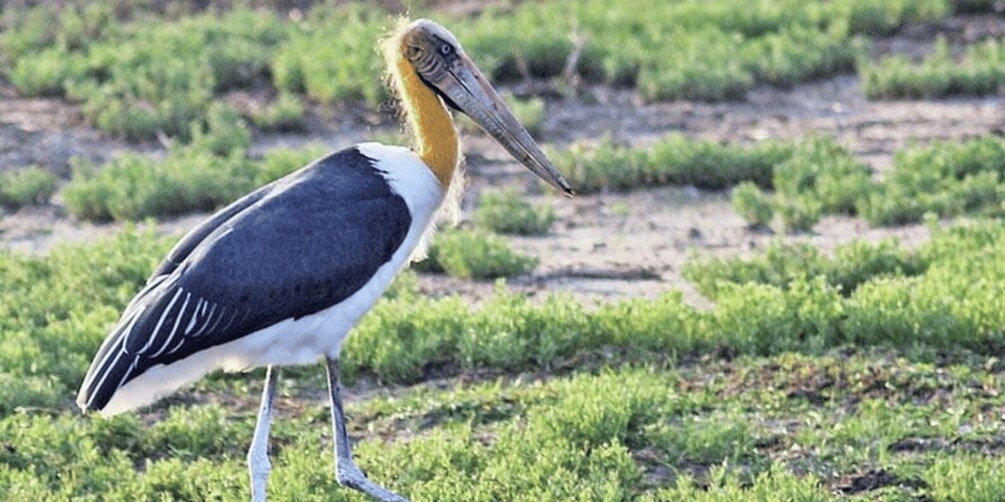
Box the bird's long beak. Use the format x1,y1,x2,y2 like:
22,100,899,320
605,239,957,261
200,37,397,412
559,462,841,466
430,54,573,195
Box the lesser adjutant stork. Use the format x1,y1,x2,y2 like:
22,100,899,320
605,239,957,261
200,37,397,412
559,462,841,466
76,18,572,502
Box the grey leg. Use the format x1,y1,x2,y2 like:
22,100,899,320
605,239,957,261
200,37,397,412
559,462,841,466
325,357,408,502
248,365,279,502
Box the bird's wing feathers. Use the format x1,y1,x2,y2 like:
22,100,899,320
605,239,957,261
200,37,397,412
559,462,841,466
148,182,276,279
78,147,413,412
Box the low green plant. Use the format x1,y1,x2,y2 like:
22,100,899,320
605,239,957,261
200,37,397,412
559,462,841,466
419,229,537,280
0,0,956,143
772,136,873,216
858,136,1005,226
252,143,329,186
776,195,819,233
551,137,650,192
63,147,254,222
0,166,58,209
188,103,252,156
473,188,555,236
553,135,794,193
925,455,1005,502
732,181,774,228
249,92,305,132
63,109,258,221
684,239,922,300
835,0,950,36
650,136,792,190
658,464,832,501
270,4,385,107
862,37,1005,99
3,218,1005,497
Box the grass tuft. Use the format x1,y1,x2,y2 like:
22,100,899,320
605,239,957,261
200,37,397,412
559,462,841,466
473,188,555,236
0,167,58,210
418,229,538,280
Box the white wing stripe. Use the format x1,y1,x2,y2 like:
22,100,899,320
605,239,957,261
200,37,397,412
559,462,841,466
219,309,240,333
207,306,228,333
84,341,125,409
191,303,218,338
165,334,188,356
87,304,145,393
185,299,204,335
136,287,184,354
150,291,191,358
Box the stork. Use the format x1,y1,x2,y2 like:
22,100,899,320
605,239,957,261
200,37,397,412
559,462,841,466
75,18,571,502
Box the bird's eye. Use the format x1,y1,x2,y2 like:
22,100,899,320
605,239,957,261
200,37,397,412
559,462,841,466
439,44,453,56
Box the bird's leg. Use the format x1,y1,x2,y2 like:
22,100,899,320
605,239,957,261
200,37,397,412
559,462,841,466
248,365,279,502
325,356,408,502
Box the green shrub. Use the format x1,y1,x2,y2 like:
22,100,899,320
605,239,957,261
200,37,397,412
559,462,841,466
834,0,949,36
650,136,792,190
188,103,252,156
859,137,1005,226
4,6,287,140
249,92,305,132
551,137,650,192
64,147,254,222
772,136,873,215
684,239,922,300
0,167,58,209
473,188,555,236
659,464,832,501
8,47,87,97
775,195,821,233
420,229,537,280
252,144,328,186
732,181,774,228
64,134,331,222
271,5,385,107
862,37,1005,99
925,454,1005,502
553,135,794,194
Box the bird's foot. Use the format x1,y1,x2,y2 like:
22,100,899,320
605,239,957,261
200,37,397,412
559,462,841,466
336,462,409,502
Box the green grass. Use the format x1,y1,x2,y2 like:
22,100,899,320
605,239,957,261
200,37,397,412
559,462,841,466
0,167,58,210
732,181,775,228
417,229,538,280
684,239,923,300
473,188,556,236
2,219,1005,498
0,0,969,142
552,135,794,193
858,136,1005,226
249,92,306,132
62,107,329,222
62,107,256,221
560,133,1005,231
862,37,1005,100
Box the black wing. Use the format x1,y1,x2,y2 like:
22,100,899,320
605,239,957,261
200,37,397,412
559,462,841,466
78,147,412,411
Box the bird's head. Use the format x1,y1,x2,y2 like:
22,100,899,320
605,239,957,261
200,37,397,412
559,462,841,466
389,19,573,195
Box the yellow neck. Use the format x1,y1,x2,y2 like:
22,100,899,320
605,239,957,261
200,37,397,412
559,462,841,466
385,36,459,190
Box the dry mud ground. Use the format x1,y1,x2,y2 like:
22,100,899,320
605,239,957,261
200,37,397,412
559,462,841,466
1,15,1004,307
